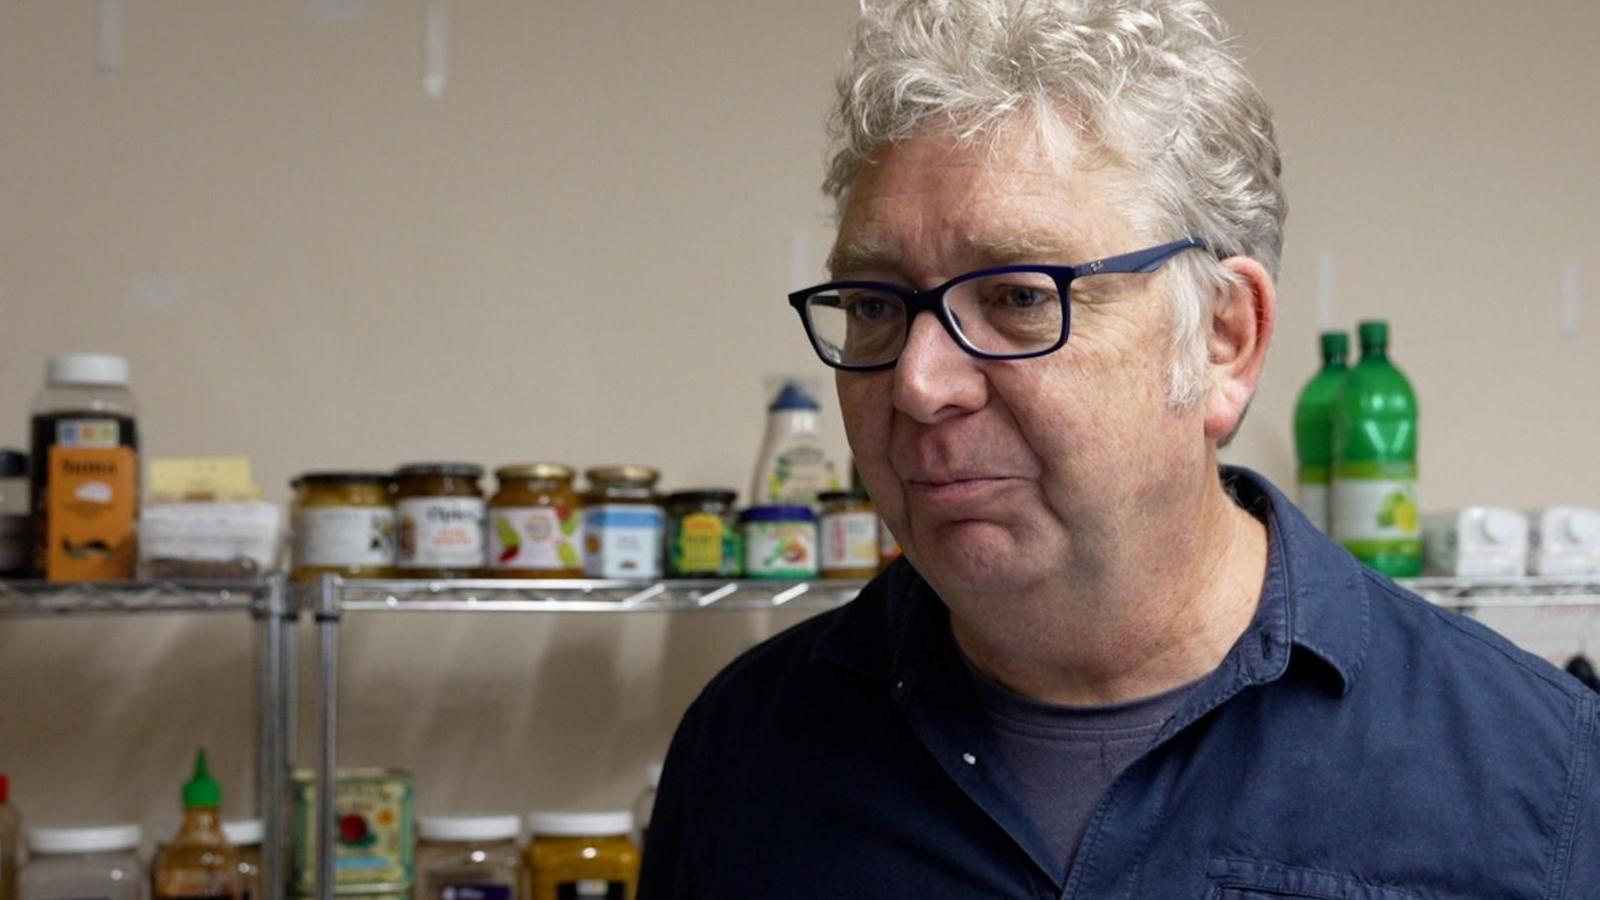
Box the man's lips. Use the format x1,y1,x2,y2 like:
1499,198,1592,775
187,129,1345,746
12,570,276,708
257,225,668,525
904,476,1020,508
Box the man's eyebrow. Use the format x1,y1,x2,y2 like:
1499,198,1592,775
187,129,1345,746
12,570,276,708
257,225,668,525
826,236,895,277
826,231,1097,278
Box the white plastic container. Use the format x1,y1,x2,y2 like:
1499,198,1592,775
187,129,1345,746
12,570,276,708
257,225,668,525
20,825,143,900
749,380,832,506
1529,507,1600,577
1422,508,1529,577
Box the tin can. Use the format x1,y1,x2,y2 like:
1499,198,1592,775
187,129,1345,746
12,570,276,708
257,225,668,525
291,768,414,895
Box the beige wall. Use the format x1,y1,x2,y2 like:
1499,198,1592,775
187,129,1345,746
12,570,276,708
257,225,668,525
2,0,1597,838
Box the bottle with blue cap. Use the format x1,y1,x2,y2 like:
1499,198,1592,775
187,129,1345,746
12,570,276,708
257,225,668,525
749,379,836,506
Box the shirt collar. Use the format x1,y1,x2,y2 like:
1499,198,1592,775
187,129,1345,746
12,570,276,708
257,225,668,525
815,467,1370,698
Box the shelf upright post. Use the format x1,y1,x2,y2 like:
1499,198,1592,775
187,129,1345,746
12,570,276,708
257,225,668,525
253,573,291,900
314,574,343,900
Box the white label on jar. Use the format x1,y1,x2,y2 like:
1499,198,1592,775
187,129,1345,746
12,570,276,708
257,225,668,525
744,520,818,578
489,506,582,572
397,497,486,568
821,511,878,572
582,504,663,579
294,507,396,568
1297,482,1329,534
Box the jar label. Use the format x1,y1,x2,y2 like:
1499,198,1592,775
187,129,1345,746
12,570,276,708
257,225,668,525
821,511,879,572
397,497,486,568
744,521,817,578
45,443,137,580
294,507,396,568
671,511,734,576
557,881,625,900
583,505,664,579
439,884,513,900
489,506,582,571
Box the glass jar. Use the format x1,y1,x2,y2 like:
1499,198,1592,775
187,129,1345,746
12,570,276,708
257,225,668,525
521,813,637,900
415,814,521,900
741,506,818,579
30,353,140,582
221,821,261,900
488,465,583,579
20,825,143,900
663,491,739,578
394,464,487,579
0,451,30,578
291,472,397,583
817,491,879,579
581,468,664,581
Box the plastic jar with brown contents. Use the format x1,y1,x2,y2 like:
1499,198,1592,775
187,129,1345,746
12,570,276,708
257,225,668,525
394,464,486,579
487,464,583,578
581,467,663,581
818,491,880,579
291,472,396,583
521,813,637,900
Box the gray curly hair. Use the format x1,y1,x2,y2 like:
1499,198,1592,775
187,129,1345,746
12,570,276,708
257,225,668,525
824,0,1287,408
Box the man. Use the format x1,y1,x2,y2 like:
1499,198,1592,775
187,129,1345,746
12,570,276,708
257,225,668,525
640,1,1599,897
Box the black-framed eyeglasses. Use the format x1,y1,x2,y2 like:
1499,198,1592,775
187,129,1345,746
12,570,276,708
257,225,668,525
787,237,1212,371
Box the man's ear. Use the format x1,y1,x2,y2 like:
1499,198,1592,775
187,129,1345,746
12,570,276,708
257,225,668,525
1203,256,1276,443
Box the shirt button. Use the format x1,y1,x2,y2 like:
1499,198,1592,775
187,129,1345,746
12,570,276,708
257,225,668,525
962,753,977,766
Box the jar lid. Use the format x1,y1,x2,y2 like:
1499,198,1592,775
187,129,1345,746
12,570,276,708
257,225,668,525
665,489,737,506
222,819,263,846
740,505,816,524
293,471,393,488
526,810,633,838
28,824,143,854
495,463,574,482
395,463,485,480
47,353,130,387
0,450,26,478
417,814,521,843
816,491,869,505
585,466,659,487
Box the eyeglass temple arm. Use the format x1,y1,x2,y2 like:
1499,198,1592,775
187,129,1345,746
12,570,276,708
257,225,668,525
1084,237,1212,275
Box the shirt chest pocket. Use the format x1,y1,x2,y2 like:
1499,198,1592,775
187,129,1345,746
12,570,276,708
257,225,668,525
1208,857,1421,900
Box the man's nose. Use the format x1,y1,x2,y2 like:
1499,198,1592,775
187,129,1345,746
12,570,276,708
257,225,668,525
892,310,988,424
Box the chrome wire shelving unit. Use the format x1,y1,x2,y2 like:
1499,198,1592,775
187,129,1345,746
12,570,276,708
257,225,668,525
0,576,294,900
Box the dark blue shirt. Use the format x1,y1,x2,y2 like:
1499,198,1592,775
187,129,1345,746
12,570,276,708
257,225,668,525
640,469,1600,899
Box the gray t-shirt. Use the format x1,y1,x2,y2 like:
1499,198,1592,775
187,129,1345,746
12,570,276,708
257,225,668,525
962,654,1200,878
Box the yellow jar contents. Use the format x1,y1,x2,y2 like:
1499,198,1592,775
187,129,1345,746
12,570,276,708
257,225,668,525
521,813,638,900
488,465,583,578
818,491,880,579
291,472,396,583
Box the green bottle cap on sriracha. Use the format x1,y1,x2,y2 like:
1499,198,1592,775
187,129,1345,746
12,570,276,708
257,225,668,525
183,748,222,809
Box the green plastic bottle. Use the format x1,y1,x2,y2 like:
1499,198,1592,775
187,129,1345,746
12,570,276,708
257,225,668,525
1331,320,1421,577
1293,331,1349,532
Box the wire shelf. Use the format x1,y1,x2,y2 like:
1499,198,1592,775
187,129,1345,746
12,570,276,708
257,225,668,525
0,578,274,617
316,577,871,614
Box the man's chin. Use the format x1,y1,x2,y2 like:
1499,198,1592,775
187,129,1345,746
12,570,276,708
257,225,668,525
910,520,1036,590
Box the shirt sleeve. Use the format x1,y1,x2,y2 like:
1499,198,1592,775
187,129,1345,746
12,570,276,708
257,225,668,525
637,697,706,900
1557,698,1600,898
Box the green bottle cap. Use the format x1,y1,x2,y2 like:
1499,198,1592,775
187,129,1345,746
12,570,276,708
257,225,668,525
1319,331,1349,362
1358,320,1389,352
182,748,222,809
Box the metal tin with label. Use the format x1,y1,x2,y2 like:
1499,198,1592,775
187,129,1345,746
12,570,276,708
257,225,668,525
291,768,414,895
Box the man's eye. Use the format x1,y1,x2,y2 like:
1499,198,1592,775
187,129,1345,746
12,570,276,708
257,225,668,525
848,297,897,322
995,285,1054,309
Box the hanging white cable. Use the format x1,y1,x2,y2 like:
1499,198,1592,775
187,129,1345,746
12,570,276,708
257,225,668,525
96,0,124,73
423,0,447,98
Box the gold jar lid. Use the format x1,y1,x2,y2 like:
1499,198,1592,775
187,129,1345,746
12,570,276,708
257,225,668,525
585,465,660,487
496,463,574,481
